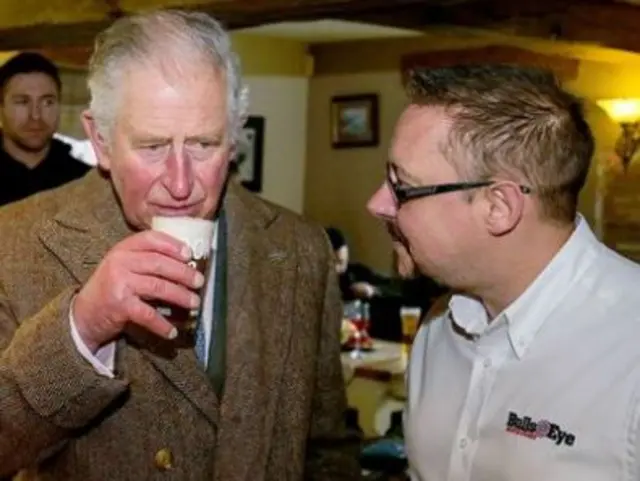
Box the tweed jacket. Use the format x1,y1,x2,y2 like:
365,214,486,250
0,170,360,480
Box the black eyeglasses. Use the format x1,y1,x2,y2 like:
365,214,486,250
387,162,532,206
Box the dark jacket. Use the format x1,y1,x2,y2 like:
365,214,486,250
0,136,90,206
340,262,446,309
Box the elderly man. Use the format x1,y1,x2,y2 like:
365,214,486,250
0,10,360,481
368,65,640,480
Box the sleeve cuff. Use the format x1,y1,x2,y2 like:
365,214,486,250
69,301,116,379
5,287,129,430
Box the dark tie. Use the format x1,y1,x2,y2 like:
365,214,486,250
194,302,208,365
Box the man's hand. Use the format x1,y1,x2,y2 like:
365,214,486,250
72,230,205,353
351,282,378,298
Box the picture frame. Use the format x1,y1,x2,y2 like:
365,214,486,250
234,115,265,193
330,93,379,149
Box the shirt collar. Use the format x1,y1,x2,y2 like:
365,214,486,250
449,215,601,358
211,220,219,251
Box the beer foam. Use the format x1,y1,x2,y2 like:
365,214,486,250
151,216,215,260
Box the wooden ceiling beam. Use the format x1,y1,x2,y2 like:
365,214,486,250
2,0,640,56
0,21,110,51
559,3,640,52
336,0,640,55
330,0,585,30
0,0,433,50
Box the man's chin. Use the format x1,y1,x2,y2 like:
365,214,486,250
393,245,417,278
397,263,417,279
15,137,50,153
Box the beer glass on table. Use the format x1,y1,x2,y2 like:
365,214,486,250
400,306,421,361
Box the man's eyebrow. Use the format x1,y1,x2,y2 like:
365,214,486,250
390,161,422,184
185,132,224,143
131,134,172,144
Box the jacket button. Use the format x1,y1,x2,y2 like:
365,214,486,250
154,448,174,471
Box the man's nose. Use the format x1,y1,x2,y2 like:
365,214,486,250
29,102,42,121
367,183,397,219
163,147,194,200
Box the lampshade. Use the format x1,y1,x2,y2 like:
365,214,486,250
597,98,640,124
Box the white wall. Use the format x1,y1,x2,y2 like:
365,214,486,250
58,68,90,139
245,76,309,214
304,71,404,274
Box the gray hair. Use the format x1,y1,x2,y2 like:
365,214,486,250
87,9,249,146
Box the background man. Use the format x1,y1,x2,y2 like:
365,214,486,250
0,52,90,206
368,64,640,480
0,10,360,480
325,226,445,305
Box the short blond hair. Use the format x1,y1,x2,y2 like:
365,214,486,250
407,65,594,223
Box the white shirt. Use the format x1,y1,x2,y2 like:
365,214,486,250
405,216,640,481
70,223,219,376
53,133,97,166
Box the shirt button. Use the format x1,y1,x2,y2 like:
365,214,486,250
459,438,468,449
483,358,492,368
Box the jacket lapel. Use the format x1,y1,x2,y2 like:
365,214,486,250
213,185,296,481
38,170,132,285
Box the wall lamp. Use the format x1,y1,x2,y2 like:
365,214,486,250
596,98,640,171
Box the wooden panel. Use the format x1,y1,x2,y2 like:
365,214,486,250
37,47,94,69
348,0,640,57
401,45,580,83
561,3,640,53
0,0,107,30
602,164,640,263
0,0,439,50
2,0,640,57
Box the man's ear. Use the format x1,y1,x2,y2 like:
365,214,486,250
482,182,526,236
81,110,111,171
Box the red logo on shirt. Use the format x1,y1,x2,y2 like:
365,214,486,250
506,411,575,446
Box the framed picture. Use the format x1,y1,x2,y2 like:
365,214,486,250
234,115,264,192
330,93,379,149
